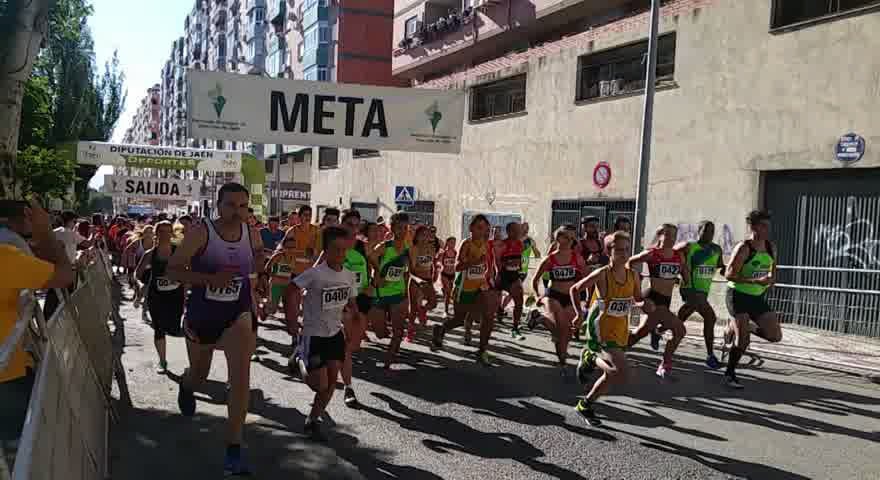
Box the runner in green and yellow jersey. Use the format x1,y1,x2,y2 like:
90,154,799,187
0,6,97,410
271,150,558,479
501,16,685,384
367,212,411,372
723,210,782,390
674,221,725,369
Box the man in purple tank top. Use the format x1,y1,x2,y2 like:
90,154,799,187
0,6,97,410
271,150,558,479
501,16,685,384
168,182,266,476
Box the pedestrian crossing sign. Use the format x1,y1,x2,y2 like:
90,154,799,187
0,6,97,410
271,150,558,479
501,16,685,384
395,186,416,205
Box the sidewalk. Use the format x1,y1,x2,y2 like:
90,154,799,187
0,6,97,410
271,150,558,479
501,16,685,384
682,319,880,376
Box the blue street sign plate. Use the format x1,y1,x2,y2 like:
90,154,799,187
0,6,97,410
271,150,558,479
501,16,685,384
395,186,416,205
836,133,866,164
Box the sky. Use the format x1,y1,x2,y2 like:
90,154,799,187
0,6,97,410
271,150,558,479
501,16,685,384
87,0,193,188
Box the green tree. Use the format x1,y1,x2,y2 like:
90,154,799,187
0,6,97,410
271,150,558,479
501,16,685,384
15,144,76,199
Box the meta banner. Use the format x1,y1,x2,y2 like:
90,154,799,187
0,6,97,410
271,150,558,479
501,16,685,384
187,69,466,154
71,141,244,172
105,175,201,201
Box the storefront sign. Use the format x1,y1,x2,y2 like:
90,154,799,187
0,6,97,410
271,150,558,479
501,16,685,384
105,175,200,201
835,133,865,164
266,182,311,201
69,141,244,172
593,161,612,189
187,70,466,154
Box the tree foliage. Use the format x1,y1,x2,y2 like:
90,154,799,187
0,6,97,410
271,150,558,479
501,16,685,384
14,0,126,205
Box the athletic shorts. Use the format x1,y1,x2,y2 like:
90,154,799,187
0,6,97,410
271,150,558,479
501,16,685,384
680,288,710,307
356,293,372,315
545,288,573,309
456,289,481,305
495,270,521,292
148,296,184,337
271,283,288,305
441,272,455,282
726,288,772,321
184,311,252,345
586,307,628,352
297,330,345,372
646,289,672,309
372,294,406,310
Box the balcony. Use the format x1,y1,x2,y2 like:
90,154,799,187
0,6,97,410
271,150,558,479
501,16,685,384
393,0,638,79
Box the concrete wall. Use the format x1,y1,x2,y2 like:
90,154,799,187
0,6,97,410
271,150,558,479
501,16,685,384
312,0,880,253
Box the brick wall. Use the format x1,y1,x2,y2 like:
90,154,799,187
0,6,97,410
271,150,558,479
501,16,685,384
338,0,407,86
419,0,714,89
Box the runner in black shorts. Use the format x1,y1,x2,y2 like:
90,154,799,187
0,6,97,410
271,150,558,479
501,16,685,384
493,222,527,340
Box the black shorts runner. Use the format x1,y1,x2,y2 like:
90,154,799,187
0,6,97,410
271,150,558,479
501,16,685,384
726,288,772,321
646,289,672,309
299,330,346,371
495,270,521,293
356,293,372,315
545,288,573,309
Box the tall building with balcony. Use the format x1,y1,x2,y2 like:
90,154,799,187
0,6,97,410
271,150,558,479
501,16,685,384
126,84,161,146
306,0,880,261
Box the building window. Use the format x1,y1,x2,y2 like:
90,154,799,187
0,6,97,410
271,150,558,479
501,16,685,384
297,41,304,60
353,149,380,158
319,24,330,43
218,38,227,58
216,140,224,149
405,16,419,38
318,147,338,169
255,7,265,23
317,67,329,81
771,0,879,29
231,141,237,150
469,74,527,122
576,33,676,102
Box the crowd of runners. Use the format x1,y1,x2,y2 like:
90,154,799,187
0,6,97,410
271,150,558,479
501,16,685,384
106,182,782,476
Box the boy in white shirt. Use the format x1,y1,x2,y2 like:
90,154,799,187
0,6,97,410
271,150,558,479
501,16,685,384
288,225,357,441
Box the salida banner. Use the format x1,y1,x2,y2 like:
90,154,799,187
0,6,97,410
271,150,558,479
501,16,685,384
187,70,466,154
68,141,245,172
105,175,200,201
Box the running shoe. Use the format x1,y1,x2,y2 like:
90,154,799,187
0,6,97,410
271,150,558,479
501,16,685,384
177,381,196,417
650,329,661,351
723,374,744,389
430,325,444,351
511,328,526,340
577,350,597,385
251,352,262,363
526,309,541,330
304,419,328,442
478,350,493,366
706,353,722,370
223,446,251,477
344,387,359,408
156,360,168,374
524,295,537,308
656,361,672,380
575,400,602,427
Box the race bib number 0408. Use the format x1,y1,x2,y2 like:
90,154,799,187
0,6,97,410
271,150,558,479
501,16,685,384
322,286,350,311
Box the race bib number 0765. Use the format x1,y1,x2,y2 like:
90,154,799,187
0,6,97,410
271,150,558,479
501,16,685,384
205,278,243,302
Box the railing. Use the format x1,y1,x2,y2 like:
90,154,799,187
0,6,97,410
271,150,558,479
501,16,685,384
4,251,117,480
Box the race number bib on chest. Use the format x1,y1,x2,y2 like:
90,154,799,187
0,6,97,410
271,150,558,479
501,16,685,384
466,265,486,280
444,257,456,268
553,266,576,281
353,271,363,285
205,278,243,302
385,266,405,282
156,277,181,292
751,269,770,279
417,255,433,268
322,286,350,311
606,298,633,317
658,263,680,279
276,264,292,277
696,265,715,279
504,258,522,271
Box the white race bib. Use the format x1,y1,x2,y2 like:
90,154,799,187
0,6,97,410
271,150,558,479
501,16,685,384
658,263,680,279
606,297,633,317
322,286,350,311
696,265,715,279
275,264,292,278
155,276,181,292
751,269,770,279
444,257,456,267
385,266,405,282
417,255,433,268
552,266,576,281
504,259,521,271
205,278,243,302
466,265,486,280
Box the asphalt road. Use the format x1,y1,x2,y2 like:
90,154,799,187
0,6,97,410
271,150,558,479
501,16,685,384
109,289,880,480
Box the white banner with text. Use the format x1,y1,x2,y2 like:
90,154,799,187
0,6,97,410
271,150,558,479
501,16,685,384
187,69,465,154
104,175,201,201
72,141,244,172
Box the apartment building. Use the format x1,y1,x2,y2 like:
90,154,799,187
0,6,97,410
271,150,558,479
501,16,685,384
308,0,880,264
122,84,161,146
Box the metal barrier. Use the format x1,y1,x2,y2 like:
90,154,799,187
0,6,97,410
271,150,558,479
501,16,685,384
5,251,116,480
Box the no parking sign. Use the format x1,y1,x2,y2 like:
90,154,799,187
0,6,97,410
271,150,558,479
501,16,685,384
593,162,612,189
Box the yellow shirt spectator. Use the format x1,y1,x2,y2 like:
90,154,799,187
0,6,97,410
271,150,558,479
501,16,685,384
287,223,319,274
0,245,55,382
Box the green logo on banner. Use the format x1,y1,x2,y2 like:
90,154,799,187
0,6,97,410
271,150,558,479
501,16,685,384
425,101,442,134
209,83,226,118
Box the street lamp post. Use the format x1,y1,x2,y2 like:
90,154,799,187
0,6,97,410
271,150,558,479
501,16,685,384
633,0,660,250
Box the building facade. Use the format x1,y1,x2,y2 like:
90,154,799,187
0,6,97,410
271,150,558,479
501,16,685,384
309,0,880,247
